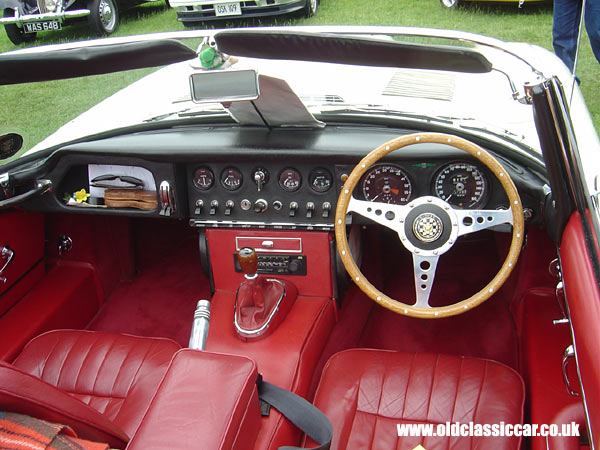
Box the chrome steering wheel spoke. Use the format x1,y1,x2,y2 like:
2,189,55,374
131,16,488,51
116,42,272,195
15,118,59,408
348,196,408,233
412,253,440,308
455,208,513,237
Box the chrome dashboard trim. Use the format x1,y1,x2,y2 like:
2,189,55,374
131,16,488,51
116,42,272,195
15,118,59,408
190,219,333,231
235,236,302,253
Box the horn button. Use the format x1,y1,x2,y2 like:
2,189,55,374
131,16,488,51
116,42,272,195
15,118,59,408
399,196,459,255
413,212,444,243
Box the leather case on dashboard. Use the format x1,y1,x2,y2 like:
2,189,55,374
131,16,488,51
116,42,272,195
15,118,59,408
104,189,158,211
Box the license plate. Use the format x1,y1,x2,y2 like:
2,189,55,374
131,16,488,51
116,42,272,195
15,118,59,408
23,20,61,33
214,2,241,16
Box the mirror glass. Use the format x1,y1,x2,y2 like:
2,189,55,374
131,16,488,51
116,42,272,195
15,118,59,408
189,70,259,103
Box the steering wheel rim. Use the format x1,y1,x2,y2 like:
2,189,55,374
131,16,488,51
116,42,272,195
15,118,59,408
334,132,524,319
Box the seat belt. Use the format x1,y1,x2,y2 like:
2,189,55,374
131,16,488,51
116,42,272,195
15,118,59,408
257,375,332,450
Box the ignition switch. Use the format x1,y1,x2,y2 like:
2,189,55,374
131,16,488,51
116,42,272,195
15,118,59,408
254,199,268,213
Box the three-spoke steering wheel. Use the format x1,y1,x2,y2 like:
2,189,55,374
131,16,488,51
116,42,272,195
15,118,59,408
335,133,524,319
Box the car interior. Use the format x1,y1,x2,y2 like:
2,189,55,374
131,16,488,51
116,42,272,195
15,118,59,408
0,30,596,450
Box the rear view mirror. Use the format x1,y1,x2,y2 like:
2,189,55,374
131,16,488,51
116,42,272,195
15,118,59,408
0,133,23,159
189,69,260,103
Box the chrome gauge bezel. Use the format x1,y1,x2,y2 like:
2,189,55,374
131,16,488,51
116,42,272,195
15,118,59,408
308,167,333,193
220,167,243,191
193,167,214,191
432,161,489,209
361,164,413,205
278,168,302,192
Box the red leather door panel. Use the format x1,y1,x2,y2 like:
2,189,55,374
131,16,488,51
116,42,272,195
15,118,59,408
0,211,44,316
560,212,600,446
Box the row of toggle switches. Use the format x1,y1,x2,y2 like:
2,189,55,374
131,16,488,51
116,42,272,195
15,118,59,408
194,199,333,218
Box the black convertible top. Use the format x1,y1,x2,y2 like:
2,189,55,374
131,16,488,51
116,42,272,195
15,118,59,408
0,30,493,86
214,30,493,73
0,39,197,85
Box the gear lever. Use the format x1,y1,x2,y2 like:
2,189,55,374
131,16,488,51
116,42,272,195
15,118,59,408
234,247,297,340
238,247,259,279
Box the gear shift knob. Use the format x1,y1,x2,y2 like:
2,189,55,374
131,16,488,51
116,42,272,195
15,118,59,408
238,247,258,279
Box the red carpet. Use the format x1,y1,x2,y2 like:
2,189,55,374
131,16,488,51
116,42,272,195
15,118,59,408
358,228,519,368
87,220,212,346
89,222,518,368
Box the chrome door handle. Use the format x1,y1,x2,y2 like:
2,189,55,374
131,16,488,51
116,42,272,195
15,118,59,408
562,345,580,396
0,246,14,283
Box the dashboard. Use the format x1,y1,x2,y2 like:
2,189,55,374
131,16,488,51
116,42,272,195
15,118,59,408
21,126,548,229
186,158,516,230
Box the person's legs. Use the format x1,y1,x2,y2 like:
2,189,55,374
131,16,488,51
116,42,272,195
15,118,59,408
553,0,583,71
584,0,600,64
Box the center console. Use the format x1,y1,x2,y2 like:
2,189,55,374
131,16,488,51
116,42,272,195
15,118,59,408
201,228,337,449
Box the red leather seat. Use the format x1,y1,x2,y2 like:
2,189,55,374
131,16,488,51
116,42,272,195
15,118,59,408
312,349,525,450
9,330,180,439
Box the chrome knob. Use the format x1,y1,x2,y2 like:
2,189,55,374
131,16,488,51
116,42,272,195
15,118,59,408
225,200,234,216
254,199,268,213
210,200,219,215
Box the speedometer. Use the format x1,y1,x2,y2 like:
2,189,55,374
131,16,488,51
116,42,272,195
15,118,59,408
362,164,413,204
434,162,488,209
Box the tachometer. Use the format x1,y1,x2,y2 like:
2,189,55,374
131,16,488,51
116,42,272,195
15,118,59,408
361,164,413,204
434,162,488,209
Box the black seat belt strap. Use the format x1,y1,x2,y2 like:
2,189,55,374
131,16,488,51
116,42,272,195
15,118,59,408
257,376,332,450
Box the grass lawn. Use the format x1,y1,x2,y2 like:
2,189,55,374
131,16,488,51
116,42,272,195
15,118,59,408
1,0,599,154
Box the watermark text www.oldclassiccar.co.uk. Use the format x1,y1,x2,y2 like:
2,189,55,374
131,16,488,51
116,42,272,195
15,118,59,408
397,421,580,438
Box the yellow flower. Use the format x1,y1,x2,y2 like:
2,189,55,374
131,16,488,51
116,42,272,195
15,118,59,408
74,189,90,203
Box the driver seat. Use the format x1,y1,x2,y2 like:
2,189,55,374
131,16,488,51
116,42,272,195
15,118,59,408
311,349,524,449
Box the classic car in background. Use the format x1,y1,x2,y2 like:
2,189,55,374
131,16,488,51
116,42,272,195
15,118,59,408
171,0,318,27
0,0,165,44
0,26,598,449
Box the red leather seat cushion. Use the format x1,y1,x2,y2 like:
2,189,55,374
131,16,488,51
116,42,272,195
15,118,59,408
128,349,261,450
312,349,525,449
11,330,180,438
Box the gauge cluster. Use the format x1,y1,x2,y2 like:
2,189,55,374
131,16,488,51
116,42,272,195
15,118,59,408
188,156,535,229
356,160,500,210
188,163,338,229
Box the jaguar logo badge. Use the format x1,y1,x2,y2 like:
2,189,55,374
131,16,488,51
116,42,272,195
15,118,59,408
413,212,444,243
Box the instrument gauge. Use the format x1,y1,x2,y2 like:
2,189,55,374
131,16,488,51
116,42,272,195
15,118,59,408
434,162,488,209
309,168,333,193
193,167,214,190
220,167,243,191
279,168,302,192
361,165,413,205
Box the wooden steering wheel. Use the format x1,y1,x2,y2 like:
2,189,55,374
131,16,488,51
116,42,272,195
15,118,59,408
334,133,524,319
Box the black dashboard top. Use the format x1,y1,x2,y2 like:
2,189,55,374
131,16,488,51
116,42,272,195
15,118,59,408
21,125,548,228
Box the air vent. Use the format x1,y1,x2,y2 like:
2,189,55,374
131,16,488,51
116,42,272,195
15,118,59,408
383,69,456,101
